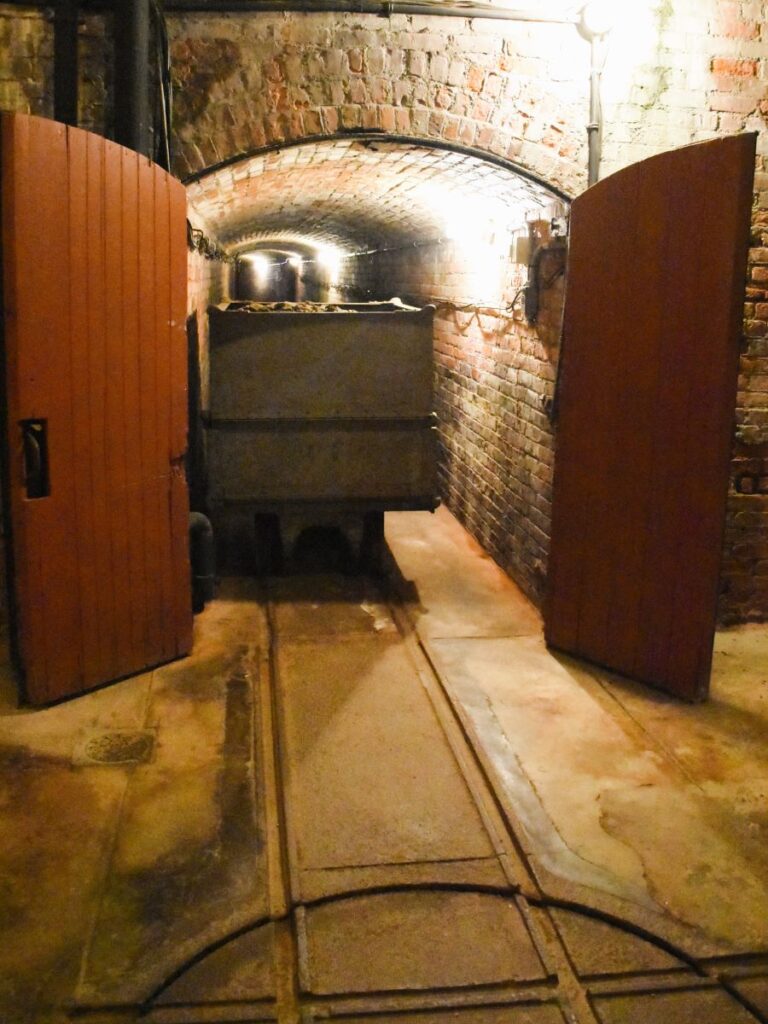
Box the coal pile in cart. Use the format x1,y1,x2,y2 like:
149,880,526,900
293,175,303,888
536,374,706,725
206,299,439,574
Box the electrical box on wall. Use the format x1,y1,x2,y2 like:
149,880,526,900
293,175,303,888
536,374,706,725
511,235,531,264
523,214,568,325
527,218,552,250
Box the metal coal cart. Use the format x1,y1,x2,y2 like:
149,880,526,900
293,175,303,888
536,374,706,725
206,299,438,572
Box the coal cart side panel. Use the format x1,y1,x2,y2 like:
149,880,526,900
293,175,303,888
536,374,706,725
209,424,436,503
206,302,438,557
209,304,433,421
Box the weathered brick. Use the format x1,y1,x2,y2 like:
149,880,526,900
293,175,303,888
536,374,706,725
709,90,758,114
347,47,363,73
435,85,453,109
302,108,322,135
467,65,484,92
408,49,427,77
746,319,768,338
325,48,344,76
361,105,380,129
430,53,449,82
321,105,339,132
347,77,367,103
711,57,759,77
447,59,465,87
365,46,386,76
711,6,759,41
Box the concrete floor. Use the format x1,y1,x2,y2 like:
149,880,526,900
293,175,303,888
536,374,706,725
0,507,767,1023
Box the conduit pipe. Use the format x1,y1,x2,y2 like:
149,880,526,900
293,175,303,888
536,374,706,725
189,512,215,612
585,31,609,186
53,0,79,126
1,0,575,16
184,131,572,201
161,0,577,22
114,0,152,158
587,35,600,186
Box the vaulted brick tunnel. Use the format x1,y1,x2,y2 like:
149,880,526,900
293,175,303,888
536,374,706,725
187,136,568,603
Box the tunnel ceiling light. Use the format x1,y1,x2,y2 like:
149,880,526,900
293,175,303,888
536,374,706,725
579,0,615,38
315,245,343,286
248,253,272,274
316,246,342,272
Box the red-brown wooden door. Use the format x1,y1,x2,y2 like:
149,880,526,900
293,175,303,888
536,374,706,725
545,134,755,701
0,113,192,705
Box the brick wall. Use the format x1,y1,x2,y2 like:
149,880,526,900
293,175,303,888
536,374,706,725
167,11,587,195
1,0,768,620
0,3,110,133
187,209,232,413
340,209,565,605
0,4,51,116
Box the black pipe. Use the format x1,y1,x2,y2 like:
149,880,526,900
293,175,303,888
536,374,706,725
53,0,79,126
114,0,152,158
189,512,215,612
6,0,577,15
151,0,173,169
186,314,208,514
183,131,573,202
156,0,576,21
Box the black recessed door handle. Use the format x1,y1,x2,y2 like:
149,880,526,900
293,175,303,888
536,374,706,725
20,419,49,499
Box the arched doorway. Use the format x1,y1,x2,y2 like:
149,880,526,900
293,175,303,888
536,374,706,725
186,133,570,602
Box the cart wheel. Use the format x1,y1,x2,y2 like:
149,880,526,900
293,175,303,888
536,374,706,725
253,513,283,575
359,511,386,576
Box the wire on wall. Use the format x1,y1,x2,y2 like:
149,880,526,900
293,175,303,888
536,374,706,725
151,0,173,170
187,221,238,262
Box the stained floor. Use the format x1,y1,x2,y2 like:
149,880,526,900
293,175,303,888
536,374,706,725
0,508,767,1023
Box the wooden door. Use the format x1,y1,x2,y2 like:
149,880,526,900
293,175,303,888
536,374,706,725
545,134,755,701
0,113,192,705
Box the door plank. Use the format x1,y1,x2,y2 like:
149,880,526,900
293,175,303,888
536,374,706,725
120,146,150,668
632,156,721,689
28,116,83,694
85,128,116,683
137,155,166,668
152,164,176,663
66,120,101,689
601,159,669,674
104,138,134,677
546,135,755,700
567,164,642,665
169,178,193,656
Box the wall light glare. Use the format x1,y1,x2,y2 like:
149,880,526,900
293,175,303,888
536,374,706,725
288,254,303,269
579,0,615,38
247,252,271,284
316,246,343,285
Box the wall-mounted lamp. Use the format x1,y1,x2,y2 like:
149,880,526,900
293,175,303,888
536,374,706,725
248,252,272,286
578,0,615,40
316,246,343,286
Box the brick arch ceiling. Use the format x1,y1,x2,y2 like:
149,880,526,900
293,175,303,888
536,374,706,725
185,137,563,256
